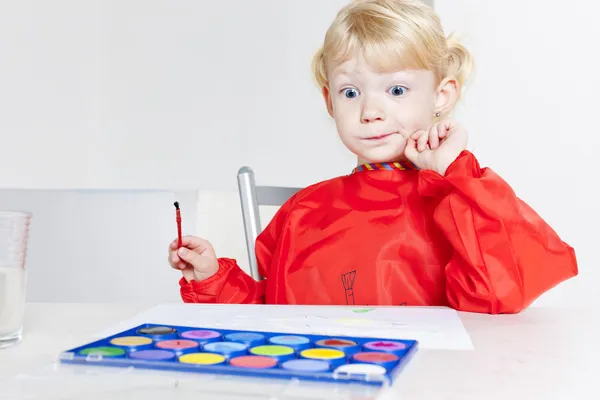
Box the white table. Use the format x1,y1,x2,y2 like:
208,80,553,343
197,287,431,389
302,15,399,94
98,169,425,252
0,303,596,399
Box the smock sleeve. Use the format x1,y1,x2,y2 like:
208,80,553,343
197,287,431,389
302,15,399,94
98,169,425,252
418,151,577,314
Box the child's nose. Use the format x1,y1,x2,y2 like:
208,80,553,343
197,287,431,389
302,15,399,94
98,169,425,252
361,110,385,123
360,101,385,123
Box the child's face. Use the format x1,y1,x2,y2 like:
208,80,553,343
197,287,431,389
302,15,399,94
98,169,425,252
323,53,444,164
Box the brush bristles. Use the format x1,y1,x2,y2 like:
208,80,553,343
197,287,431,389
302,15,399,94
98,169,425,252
174,201,180,210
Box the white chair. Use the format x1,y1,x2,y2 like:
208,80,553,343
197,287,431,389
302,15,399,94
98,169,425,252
237,167,301,281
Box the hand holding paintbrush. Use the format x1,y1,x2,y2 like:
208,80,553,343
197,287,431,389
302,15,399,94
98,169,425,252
168,201,219,282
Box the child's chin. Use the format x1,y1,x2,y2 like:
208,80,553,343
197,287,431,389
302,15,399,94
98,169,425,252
359,148,406,163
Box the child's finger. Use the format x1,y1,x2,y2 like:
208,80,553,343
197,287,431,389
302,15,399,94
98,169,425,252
438,122,449,139
404,138,419,162
429,124,439,149
410,129,425,140
417,129,429,151
177,247,212,272
181,235,213,252
168,253,186,270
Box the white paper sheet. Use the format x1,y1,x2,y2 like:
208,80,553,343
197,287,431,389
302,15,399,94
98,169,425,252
94,303,473,350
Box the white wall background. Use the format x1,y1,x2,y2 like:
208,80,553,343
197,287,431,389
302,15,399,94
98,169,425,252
0,0,354,191
435,0,599,307
0,0,596,307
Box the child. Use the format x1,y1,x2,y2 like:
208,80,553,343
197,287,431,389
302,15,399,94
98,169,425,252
168,0,577,314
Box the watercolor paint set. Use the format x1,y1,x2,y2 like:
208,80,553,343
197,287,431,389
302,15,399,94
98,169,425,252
59,323,418,386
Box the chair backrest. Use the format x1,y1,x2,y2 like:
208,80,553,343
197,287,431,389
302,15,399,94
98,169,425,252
237,166,302,281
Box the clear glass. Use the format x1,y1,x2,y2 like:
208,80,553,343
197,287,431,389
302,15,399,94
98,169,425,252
0,210,31,348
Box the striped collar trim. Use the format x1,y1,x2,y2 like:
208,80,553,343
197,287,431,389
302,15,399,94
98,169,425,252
351,161,420,174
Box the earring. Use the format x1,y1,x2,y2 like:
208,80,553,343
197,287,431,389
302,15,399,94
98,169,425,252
434,112,441,118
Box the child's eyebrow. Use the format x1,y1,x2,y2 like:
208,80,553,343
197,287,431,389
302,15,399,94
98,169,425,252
330,73,356,87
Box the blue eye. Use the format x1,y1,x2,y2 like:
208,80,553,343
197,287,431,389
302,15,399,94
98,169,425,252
342,88,359,99
389,85,407,96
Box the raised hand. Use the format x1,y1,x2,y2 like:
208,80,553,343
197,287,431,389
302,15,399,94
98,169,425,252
404,118,468,176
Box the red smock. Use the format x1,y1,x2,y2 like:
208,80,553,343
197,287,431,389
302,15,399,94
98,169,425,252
179,151,577,314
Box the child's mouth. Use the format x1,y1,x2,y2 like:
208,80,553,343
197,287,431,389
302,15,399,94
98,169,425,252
364,132,397,141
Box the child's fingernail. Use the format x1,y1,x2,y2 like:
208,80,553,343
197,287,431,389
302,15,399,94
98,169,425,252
178,248,187,257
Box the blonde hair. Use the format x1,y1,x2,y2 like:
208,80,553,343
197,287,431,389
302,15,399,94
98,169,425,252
311,0,473,98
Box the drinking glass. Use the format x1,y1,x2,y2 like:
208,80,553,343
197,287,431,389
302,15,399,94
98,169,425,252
0,210,31,348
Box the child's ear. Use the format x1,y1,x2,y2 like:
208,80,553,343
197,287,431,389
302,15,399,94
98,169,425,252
434,77,458,117
322,86,334,118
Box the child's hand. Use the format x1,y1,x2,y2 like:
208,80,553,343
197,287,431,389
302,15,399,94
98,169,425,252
404,118,468,176
168,235,219,282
